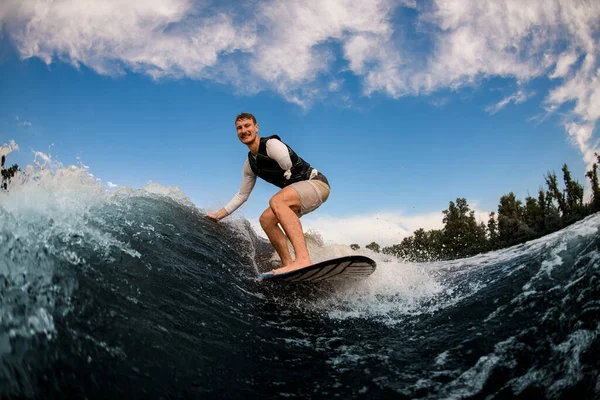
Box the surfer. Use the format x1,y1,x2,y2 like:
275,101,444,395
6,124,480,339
206,113,330,275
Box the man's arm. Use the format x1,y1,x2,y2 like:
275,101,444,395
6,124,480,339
206,160,257,221
266,138,293,180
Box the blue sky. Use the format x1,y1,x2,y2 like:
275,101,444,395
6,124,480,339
1,0,599,246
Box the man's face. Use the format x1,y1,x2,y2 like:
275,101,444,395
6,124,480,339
236,118,258,144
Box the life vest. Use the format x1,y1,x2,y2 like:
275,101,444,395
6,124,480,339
248,135,312,188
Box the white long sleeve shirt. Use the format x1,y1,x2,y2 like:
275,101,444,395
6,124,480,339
223,138,292,214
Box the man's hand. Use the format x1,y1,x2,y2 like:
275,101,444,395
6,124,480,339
283,170,292,180
206,209,228,222
205,213,220,222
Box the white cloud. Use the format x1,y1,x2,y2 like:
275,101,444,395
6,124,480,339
1,0,255,79
249,205,491,247
1,0,599,163
485,89,532,114
549,52,579,79
107,182,118,189
247,0,396,105
15,116,32,126
302,211,443,247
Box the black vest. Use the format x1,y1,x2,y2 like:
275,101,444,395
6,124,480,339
248,135,312,188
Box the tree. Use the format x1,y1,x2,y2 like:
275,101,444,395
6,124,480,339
442,199,468,259
545,172,568,217
441,198,486,259
487,212,499,250
523,194,544,235
378,162,594,263
350,244,360,250
536,189,547,233
426,229,445,261
586,153,600,213
366,242,380,253
1,155,19,191
543,189,562,233
562,164,585,221
497,192,529,246
410,228,436,262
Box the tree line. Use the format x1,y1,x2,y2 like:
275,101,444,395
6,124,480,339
352,157,600,262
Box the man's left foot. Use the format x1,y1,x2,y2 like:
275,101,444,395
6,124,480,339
268,259,312,275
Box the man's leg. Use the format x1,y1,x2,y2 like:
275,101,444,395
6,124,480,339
259,207,293,267
267,186,312,273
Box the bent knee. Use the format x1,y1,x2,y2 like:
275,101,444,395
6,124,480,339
268,196,279,211
269,188,299,210
268,192,286,211
259,209,277,227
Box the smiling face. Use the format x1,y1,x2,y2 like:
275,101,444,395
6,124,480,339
235,117,259,146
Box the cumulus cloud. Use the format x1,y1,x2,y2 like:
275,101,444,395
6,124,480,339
420,0,600,170
549,52,579,79
1,0,599,159
546,52,600,169
0,0,255,79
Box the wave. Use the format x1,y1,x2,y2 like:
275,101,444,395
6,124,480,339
1,150,599,399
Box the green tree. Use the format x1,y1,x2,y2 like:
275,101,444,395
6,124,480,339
382,229,441,262
543,189,563,233
585,153,600,213
562,164,585,222
442,199,467,259
497,192,530,246
410,228,442,262
426,229,445,261
366,242,380,253
384,239,411,260
523,194,544,235
536,190,547,233
487,212,499,250
545,172,568,217
442,198,486,259
1,155,19,191
380,162,595,262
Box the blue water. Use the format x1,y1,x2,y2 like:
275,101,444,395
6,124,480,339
1,159,599,399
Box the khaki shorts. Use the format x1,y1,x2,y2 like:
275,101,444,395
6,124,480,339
289,179,330,216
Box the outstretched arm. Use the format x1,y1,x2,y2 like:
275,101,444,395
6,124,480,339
206,160,257,221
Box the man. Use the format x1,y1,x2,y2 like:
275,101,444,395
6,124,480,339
206,113,330,275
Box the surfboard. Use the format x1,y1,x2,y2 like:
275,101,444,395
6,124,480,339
261,255,376,282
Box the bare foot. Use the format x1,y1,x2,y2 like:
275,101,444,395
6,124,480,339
269,258,312,275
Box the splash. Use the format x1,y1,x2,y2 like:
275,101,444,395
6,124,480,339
0,140,19,159
0,146,143,351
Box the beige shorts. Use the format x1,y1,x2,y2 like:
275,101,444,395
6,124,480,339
289,179,330,216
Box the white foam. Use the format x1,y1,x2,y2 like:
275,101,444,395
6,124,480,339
280,213,600,326
302,247,445,324
0,146,145,344
139,181,196,209
0,140,19,159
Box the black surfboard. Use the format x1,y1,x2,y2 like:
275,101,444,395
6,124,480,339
261,255,376,282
